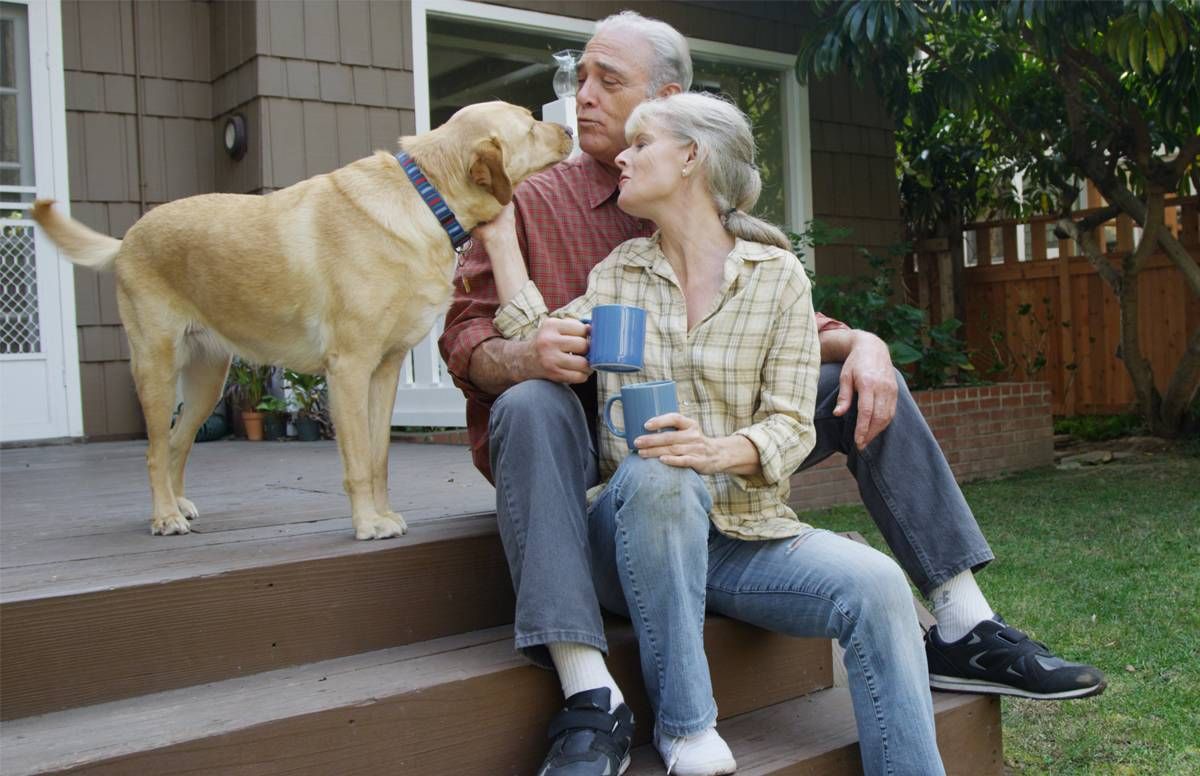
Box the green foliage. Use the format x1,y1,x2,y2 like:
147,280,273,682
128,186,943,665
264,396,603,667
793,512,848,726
255,395,290,414
226,358,273,411
796,0,1200,213
796,0,1200,436
798,237,977,390
787,219,854,255
283,369,327,421
1053,413,1145,441
976,297,1071,382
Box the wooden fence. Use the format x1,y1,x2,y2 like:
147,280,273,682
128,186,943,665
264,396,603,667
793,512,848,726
906,195,1200,416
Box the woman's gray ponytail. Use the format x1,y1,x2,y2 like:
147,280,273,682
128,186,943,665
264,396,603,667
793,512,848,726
626,93,792,252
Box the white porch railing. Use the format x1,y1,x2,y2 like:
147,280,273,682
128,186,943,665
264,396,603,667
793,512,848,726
391,320,466,427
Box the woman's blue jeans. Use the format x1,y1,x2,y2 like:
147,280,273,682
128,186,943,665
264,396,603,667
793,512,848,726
587,454,946,776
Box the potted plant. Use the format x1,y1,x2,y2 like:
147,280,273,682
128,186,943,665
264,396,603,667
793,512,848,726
285,369,327,441
227,358,273,441
256,395,290,441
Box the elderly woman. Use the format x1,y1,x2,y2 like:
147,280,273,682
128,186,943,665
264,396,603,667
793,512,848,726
480,92,944,776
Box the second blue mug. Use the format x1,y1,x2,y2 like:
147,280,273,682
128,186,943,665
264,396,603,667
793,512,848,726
604,380,679,450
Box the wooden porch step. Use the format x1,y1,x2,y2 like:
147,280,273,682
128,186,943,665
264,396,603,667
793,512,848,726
1,440,505,720
0,618,833,776
626,689,1002,775
0,514,518,720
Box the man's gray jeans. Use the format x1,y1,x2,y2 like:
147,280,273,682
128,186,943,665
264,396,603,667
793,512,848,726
487,363,994,667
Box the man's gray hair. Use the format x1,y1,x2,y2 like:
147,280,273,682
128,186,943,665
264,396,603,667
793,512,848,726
627,93,791,251
593,11,693,95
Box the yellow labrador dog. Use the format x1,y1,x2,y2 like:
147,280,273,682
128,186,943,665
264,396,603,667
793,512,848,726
33,101,571,540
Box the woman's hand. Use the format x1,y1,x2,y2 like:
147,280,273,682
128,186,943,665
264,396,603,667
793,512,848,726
635,413,729,475
473,202,519,256
474,202,529,304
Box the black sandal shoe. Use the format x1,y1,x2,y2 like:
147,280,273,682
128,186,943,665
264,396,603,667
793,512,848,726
536,688,635,776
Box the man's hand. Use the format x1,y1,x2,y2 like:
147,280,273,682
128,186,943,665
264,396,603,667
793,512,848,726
834,332,898,450
520,317,593,384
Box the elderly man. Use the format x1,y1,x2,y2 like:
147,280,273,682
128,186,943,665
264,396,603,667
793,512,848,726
440,11,1104,776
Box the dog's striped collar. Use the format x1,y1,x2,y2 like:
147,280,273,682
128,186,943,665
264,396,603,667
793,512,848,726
394,150,471,252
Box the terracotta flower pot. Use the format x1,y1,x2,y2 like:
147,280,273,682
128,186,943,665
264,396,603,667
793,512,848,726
241,410,264,441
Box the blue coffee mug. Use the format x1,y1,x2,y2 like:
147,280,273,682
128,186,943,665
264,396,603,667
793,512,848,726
604,380,678,450
582,304,645,373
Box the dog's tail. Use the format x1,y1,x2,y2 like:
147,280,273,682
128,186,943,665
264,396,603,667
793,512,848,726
31,199,122,271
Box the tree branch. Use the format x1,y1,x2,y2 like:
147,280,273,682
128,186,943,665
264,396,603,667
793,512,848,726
1085,172,1200,299
1077,204,1123,233
1056,217,1122,291
1157,228,1200,301
1175,135,1200,181
1128,189,1163,276
1160,323,1200,433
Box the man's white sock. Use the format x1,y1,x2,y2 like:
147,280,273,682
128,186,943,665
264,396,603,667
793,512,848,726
547,642,624,711
928,569,994,643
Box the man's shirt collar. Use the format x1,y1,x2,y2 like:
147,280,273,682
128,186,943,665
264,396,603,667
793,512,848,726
580,153,622,210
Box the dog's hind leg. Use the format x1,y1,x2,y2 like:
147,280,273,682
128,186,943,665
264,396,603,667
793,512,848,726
169,338,232,521
127,330,192,536
326,355,405,540
367,349,407,534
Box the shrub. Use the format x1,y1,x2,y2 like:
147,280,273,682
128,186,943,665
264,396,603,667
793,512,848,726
1053,414,1144,441
792,231,977,390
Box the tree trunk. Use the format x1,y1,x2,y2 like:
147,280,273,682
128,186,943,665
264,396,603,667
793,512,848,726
936,212,967,326
1057,191,1187,437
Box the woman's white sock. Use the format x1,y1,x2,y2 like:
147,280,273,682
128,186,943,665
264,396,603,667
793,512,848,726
547,642,624,710
928,569,994,643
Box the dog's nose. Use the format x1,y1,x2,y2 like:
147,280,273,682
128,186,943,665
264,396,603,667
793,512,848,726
562,124,574,139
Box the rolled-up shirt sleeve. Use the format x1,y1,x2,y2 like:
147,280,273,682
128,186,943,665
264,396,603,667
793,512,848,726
814,311,849,333
731,271,821,489
494,264,605,340
493,280,551,340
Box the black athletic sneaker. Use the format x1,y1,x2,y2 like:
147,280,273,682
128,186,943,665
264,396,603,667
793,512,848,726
926,615,1107,700
537,688,635,776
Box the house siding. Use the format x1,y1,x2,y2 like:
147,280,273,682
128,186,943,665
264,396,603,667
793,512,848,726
62,0,217,438
58,0,897,437
60,0,417,438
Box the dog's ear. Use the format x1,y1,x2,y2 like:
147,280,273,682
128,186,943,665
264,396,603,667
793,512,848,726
469,138,513,205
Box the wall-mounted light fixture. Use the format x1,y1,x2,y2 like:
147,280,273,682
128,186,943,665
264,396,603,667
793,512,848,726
222,114,248,161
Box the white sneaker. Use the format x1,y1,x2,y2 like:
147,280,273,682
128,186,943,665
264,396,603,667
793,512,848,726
653,725,737,776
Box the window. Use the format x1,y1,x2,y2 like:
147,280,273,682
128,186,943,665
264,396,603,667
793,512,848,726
0,1,38,355
1,1,34,195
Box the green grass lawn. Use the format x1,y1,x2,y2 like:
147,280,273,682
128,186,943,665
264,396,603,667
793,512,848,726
798,450,1200,775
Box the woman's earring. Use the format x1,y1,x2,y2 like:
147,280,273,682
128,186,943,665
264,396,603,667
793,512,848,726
681,167,690,177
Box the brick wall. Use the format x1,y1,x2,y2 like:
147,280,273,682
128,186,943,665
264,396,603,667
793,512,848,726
788,382,1054,513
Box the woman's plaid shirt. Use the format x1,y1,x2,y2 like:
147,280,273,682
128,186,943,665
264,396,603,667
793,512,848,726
495,234,821,541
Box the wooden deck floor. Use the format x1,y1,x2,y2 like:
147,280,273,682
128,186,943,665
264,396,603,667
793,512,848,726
0,439,495,602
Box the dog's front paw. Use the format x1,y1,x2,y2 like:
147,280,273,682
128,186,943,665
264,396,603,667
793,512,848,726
151,512,192,536
381,510,409,535
354,513,407,540
176,497,200,520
